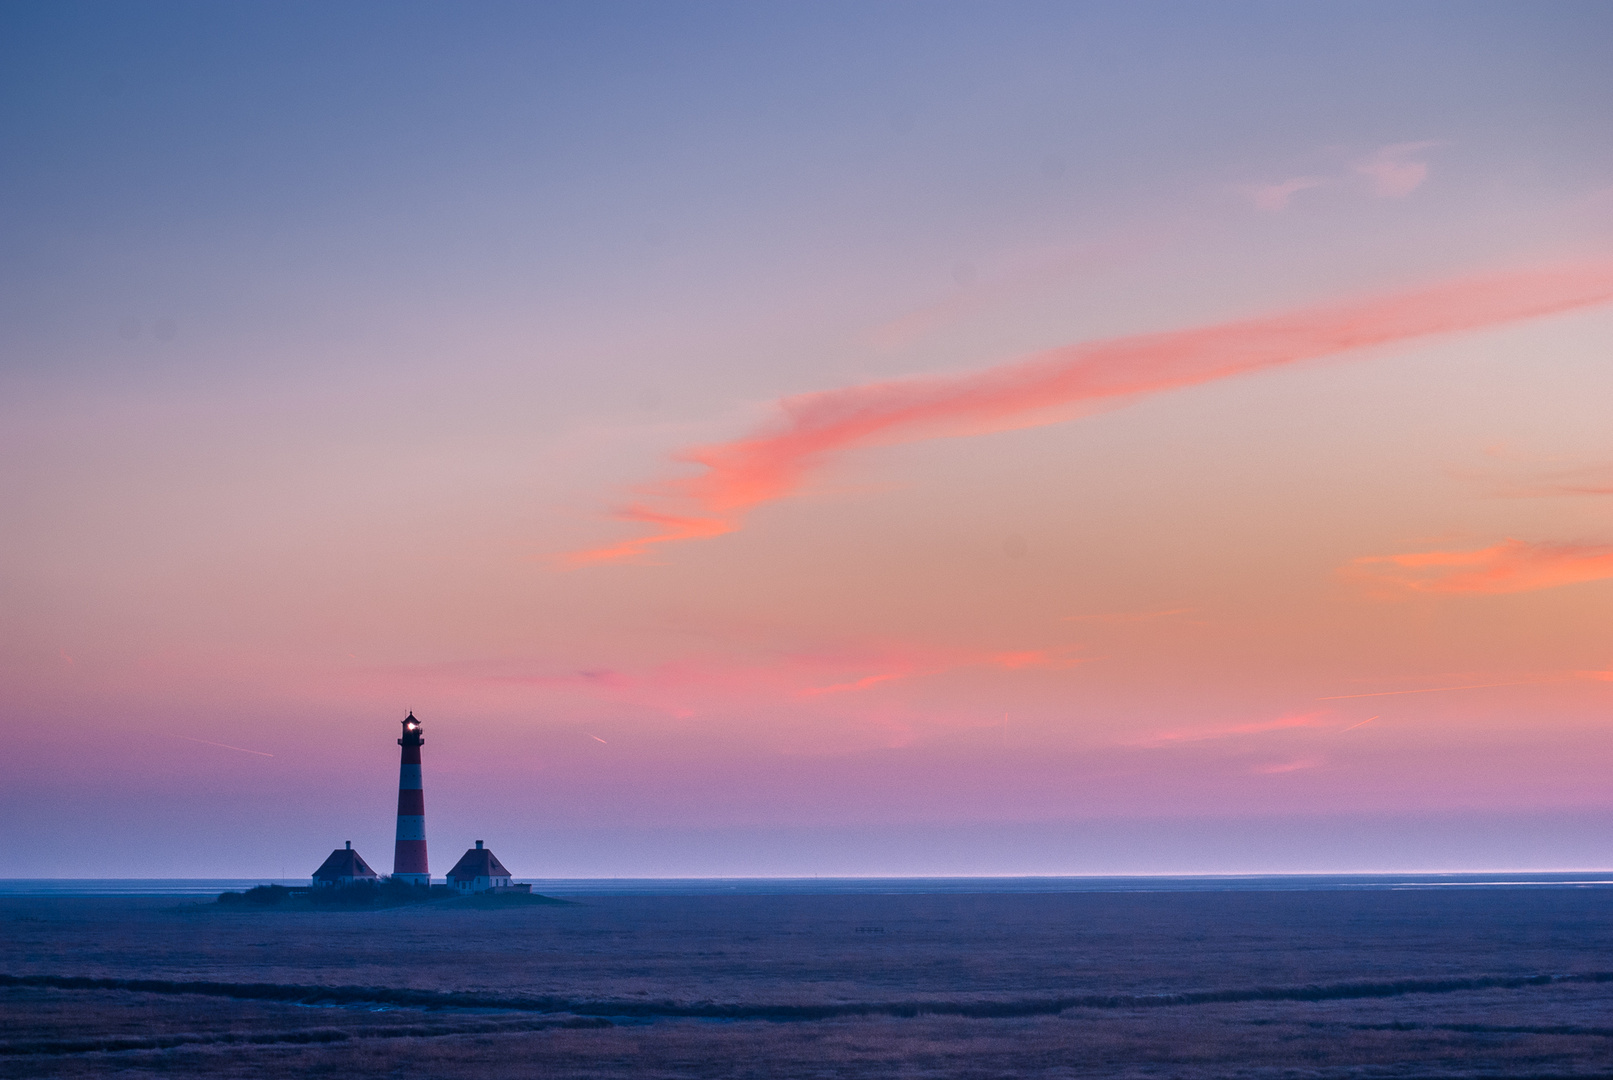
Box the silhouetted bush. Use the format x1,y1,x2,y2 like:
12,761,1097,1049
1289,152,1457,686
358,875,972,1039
217,878,443,909
214,879,556,909
306,879,437,908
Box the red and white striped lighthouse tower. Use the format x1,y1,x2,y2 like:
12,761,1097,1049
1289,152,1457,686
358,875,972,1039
392,712,430,886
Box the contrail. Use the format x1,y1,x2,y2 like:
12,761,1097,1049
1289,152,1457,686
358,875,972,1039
1318,682,1535,701
171,734,274,757
1339,715,1380,732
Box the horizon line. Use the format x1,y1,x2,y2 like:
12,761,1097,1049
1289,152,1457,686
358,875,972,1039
5,869,1612,882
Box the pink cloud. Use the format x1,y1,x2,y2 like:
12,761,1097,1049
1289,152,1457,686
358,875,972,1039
568,261,1613,564
1354,141,1441,198
1252,757,1324,775
795,670,915,698
1245,176,1329,211
1344,538,1613,595
564,507,734,567
1135,712,1327,748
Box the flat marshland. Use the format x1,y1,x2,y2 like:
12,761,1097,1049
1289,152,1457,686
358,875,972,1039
3,885,1612,1078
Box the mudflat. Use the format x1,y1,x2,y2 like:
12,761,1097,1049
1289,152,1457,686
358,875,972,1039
3,887,1612,1078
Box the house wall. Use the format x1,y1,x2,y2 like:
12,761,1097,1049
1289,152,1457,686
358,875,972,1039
451,875,513,893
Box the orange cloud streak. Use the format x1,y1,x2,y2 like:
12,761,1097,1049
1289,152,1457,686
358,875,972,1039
570,262,1613,564
1346,539,1613,595
565,507,735,566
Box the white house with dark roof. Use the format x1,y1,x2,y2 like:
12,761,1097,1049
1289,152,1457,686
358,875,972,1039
312,841,379,887
446,840,518,893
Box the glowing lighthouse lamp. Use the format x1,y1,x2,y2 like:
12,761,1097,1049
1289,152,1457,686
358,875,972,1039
392,712,430,886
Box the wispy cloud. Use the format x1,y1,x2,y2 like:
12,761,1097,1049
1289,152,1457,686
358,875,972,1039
1246,176,1329,211
567,262,1613,565
1454,453,1613,498
1505,469,1613,497
1344,538,1613,596
795,645,1093,697
1242,141,1441,211
795,669,916,698
436,641,1095,715
1063,607,1198,623
988,647,1094,670
1319,681,1538,700
1134,712,1327,748
562,507,736,567
1354,141,1441,198
1252,757,1324,775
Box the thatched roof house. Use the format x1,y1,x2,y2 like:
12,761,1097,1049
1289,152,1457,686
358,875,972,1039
312,842,379,887
446,841,513,893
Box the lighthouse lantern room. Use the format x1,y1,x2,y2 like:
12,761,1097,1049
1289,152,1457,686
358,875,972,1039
392,712,430,885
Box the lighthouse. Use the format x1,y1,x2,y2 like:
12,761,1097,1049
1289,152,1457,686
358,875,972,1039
392,712,430,885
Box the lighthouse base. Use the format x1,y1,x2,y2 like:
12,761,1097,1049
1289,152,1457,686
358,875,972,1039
389,874,430,887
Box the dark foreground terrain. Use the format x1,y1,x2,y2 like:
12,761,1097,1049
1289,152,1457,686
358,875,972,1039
3,885,1612,1078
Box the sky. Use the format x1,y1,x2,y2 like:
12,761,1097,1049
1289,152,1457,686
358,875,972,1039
3,2,1613,878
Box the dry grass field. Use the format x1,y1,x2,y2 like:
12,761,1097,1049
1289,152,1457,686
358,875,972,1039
3,886,1612,1078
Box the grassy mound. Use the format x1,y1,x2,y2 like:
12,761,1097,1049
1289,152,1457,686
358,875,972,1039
218,880,437,909
216,882,568,909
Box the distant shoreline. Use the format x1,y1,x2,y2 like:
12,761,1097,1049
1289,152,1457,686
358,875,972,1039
3,872,1612,898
